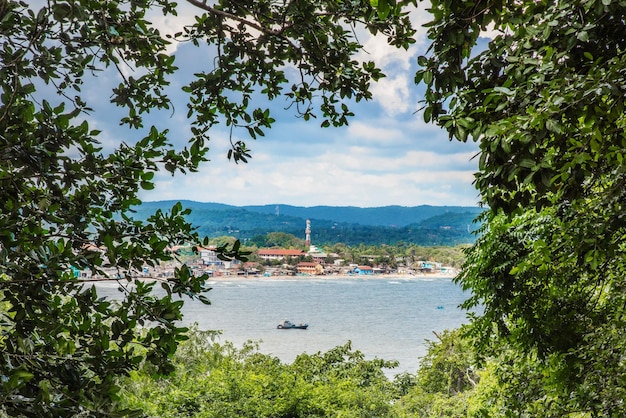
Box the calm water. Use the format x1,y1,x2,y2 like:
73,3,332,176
96,276,471,376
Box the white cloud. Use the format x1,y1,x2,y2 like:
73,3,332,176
410,5,437,47
146,2,204,54
369,74,412,116
346,121,406,145
142,119,481,207
358,30,415,72
149,160,479,207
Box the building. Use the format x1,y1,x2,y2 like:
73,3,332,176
257,248,305,261
198,246,221,266
296,261,323,275
416,261,442,273
354,265,374,275
307,244,327,264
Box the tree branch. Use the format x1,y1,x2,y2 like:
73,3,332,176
186,0,285,36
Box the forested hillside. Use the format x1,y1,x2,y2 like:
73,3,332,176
135,201,483,246
241,204,481,226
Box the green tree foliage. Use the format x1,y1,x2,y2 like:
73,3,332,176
0,0,415,415
251,231,306,249
394,328,479,418
206,235,240,250
419,0,626,415
119,330,399,417
323,243,468,268
312,222,475,246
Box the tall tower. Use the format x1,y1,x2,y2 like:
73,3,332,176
305,219,311,247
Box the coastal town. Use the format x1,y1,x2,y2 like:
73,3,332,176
178,243,459,279
74,219,460,281
75,243,458,281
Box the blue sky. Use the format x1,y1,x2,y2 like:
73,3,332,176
82,3,483,208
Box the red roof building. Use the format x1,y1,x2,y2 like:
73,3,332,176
257,248,305,261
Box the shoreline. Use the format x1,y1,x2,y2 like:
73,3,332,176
89,271,459,284
206,272,458,282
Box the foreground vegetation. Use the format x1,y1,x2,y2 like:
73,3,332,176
116,327,482,418
121,325,596,418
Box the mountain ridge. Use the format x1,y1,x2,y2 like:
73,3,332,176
139,200,483,226
136,200,484,246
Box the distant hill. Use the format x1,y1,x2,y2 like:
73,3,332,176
241,204,481,227
134,201,484,246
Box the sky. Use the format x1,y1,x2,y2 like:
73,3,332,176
86,2,484,208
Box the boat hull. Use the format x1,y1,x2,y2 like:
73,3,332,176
277,324,308,330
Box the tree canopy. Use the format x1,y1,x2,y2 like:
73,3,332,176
119,330,400,417
419,0,626,415
0,0,415,415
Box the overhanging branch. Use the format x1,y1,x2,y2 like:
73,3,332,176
186,0,286,36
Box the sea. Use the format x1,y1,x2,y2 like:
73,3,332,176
96,276,472,377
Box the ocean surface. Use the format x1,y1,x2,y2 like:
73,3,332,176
96,276,471,377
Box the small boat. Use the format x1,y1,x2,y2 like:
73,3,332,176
277,320,308,330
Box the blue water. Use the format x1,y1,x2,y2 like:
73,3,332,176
96,277,471,376
184,277,470,375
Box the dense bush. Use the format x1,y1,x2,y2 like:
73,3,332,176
119,330,401,417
